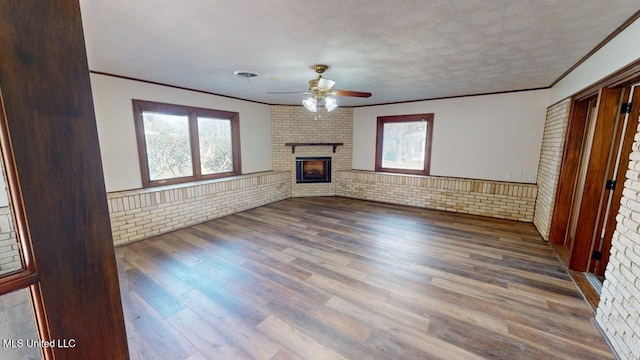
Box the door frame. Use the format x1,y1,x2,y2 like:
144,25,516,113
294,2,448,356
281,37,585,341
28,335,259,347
549,58,640,273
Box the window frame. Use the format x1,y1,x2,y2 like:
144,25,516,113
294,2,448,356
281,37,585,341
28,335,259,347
132,100,241,187
375,113,434,176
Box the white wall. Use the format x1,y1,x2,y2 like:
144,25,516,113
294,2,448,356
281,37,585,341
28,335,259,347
552,17,640,103
90,74,272,192
352,89,550,183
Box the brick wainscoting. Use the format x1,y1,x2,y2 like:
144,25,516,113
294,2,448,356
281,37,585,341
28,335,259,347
533,99,571,240
336,170,537,221
596,127,640,360
0,207,20,274
107,171,291,246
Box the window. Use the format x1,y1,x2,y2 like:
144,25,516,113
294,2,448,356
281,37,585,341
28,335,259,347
133,100,241,187
375,113,433,175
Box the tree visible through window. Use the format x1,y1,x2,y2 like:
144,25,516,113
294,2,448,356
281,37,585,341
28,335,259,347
375,114,433,175
133,100,241,187
143,112,193,181
198,117,233,175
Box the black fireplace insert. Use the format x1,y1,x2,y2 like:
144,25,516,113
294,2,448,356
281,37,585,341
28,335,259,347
295,157,331,183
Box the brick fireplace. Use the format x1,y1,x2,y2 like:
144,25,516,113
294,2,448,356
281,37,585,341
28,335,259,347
271,106,353,197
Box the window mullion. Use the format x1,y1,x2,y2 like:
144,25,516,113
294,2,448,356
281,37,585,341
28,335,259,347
190,111,202,179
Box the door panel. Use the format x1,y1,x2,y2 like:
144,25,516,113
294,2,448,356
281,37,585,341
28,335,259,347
569,88,622,271
565,99,599,262
594,87,640,275
549,99,591,255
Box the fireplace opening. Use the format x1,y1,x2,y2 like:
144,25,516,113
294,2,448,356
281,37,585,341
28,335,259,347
295,157,331,183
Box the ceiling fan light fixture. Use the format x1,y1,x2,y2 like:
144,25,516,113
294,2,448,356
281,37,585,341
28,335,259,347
325,97,338,112
302,97,317,112
317,78,336,91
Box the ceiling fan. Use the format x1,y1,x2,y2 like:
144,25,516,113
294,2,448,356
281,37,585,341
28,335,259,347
269,64,372,112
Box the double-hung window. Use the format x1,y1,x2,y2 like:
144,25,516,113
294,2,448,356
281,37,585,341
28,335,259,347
133,100,241,187
375,113,434,176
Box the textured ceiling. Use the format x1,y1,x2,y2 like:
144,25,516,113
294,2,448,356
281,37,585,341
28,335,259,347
79,0,640,106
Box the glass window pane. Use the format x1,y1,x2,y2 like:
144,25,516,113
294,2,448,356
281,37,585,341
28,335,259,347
0,207,21,277
198,117,233,175
0,163,24,277
0,288,42,360
142,112,193,181
382,121,427,170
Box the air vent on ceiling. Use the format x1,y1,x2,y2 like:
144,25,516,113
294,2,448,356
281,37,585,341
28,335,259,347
233,70,258,79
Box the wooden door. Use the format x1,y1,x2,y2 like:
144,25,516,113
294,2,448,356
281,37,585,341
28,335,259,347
568,88,624,271
560,98,599,264
549,97,591,262
0,1,129,358
592,86,640,275
550,85,636,274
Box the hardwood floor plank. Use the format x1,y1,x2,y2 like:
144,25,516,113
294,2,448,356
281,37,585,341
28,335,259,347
126,255,193,297
383,287,510,335
260,299,375,359
257,315,347,360
125,291,196,359
387,275,604,349
176,290,281,360
506,321,614,360
427,315,560,359
294,260,390,300
506,282,592,308
269,348,302,360
365,329,437,360
409,261,511,290
120,293,165,360
116,197,614,359
430,277,550,311
325,296,482,360
239,260,332,305
185,352,218,360
324,295,430,344
126,268,186,318
167,308,253,360
185,266,270,326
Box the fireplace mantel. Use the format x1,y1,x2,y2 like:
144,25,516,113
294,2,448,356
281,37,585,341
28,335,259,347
284,142,343,153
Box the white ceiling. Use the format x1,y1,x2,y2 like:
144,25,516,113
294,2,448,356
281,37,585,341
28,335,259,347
79,0,640,107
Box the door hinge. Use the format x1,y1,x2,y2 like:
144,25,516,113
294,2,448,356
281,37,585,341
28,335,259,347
605,179,616,190
592,251,602,261
621,103,632,114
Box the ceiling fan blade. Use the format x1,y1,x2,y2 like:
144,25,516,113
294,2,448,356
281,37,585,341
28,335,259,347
335,90,372,98
267,91,311,94
317,78,336,91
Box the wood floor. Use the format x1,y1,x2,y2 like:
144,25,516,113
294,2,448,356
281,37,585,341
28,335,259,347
116,197,614,360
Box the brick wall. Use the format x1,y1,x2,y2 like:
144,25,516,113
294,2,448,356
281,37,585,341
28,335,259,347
534,99,571,239
336,170,537,221
107,171,290,246
596,124,640,360
271,105,352,197
0,207,21,275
